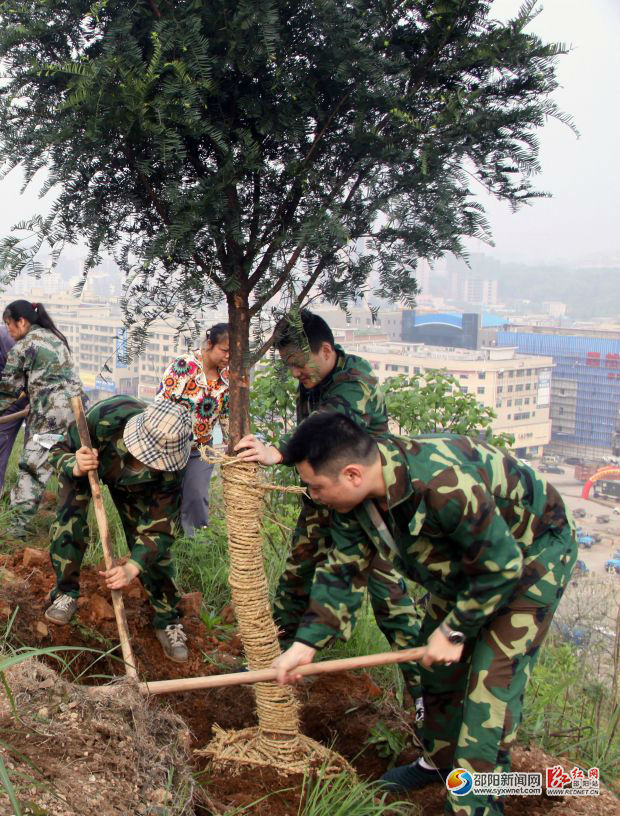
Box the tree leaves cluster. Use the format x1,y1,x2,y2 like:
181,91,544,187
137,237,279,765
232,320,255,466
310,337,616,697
0,0,573,436
0,1,571,333
384,370,514,447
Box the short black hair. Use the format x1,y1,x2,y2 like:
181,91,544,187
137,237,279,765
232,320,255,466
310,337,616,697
205,322,229,346
283,412,378,475
275,309,335,353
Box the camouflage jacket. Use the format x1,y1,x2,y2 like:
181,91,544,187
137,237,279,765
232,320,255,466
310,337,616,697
279,345,388,456
49,395,183,572
296,434,576,647
0,326,83,434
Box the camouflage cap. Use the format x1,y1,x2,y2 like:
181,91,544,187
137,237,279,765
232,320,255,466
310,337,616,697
123,399,191,471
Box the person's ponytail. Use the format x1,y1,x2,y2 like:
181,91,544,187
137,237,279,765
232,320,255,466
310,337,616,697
2,300,71,350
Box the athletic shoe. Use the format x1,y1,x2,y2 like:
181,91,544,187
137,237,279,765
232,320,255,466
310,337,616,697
155,623,189,663
45,594,78,625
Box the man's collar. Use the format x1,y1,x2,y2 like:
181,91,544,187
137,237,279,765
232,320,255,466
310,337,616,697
376,437,414,509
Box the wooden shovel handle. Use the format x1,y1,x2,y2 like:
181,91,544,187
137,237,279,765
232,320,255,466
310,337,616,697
0,391,29,425
70,396,138,680
138,647,428,696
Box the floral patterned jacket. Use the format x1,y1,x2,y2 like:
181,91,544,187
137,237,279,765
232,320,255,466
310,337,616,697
156,349,229,448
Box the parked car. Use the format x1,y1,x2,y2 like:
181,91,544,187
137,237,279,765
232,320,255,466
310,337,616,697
565,457,584,466
591,533,602,543
605,558,620,575
573,560,589,576
577,534,594,549
596,514,610,524
539,464,565,474
573,508,587,519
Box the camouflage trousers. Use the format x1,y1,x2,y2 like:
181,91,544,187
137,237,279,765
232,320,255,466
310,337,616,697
418,528,576,816
49,473,181,629
274,499,424,697
8,436,54,535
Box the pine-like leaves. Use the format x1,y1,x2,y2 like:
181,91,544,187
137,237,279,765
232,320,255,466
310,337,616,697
0,0,572,353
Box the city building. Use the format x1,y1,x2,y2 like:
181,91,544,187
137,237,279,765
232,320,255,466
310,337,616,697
497,325,620,461
402,312,481,349
342,339,552,456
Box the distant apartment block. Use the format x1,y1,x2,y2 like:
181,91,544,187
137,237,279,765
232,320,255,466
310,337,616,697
497,325,620,460
343,340,552,456
447,272,498,306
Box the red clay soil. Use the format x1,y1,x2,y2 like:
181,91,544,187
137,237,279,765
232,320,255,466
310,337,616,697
1,547,617,816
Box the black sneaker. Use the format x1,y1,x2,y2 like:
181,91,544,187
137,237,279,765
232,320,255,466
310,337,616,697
380,759,451,792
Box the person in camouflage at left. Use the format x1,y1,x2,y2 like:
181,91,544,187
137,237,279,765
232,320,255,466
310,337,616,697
236,310,424,704
47,395,193,664
273,412,577,816
0,300,85,537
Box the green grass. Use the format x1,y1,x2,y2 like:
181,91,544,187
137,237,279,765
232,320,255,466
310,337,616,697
519,632,620,784
298,767,413,816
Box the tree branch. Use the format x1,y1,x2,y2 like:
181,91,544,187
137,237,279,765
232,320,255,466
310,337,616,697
248,239,306,318
249,250,335,365
248,86,354,288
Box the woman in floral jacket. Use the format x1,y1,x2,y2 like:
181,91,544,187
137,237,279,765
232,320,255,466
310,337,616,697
157,323,229,536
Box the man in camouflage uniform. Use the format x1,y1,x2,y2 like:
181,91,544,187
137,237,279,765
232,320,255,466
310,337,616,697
236,310,423,704
46,395,192,663
273,412,577,816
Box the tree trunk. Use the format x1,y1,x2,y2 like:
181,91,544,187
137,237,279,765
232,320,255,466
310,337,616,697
202,293,350,774
210,292,302,764
226,293,252,448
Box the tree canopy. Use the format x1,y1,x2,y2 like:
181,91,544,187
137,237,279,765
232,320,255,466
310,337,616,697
384,370,514,447
0,0,572,433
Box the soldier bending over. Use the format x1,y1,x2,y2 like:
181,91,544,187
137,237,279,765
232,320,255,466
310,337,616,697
236,310,423,708
46,396,192,664
273,412,577,816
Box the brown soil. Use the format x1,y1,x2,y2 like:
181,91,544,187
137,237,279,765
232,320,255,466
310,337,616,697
1,547,618,816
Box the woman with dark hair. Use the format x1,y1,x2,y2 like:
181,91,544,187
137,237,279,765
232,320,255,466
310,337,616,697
0,300,84,538
156,323,229,535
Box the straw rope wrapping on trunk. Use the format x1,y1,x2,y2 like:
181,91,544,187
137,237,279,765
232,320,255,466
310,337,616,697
196,448,352,776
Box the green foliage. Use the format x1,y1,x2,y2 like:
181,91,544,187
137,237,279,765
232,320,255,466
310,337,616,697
0,753,22,816
0,0,572,373
365,721,408,769
297,766,412,816
250,359,298,445
320,600,404,699
520,632,620,785
198,608,234,639
172,512,231,610
384,370,514,447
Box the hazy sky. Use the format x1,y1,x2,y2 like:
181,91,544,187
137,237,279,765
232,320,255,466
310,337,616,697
0,1,618,269
466,0,620,266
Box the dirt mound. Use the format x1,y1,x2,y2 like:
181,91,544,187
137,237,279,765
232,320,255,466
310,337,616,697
1,547,617,816
0,657,194,816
